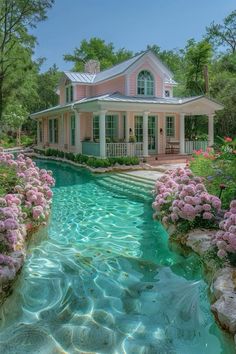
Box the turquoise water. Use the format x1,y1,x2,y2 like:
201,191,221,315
0,160,235,354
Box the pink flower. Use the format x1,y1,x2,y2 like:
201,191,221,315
203,212,213,220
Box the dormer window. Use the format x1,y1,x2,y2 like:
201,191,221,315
66,85,74,103
137,70,154,96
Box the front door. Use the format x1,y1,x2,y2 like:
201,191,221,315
148,116,157,154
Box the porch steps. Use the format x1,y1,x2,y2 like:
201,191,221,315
96,173,155,202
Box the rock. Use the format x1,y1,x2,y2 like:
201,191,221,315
211,294,236,333
186,229,215,255
212,267,236,299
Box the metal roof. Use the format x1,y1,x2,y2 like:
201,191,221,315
32,93,223,118
62,50,177,85
78,92,204,105
63,72,95,83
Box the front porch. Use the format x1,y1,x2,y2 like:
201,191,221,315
82,140,208,157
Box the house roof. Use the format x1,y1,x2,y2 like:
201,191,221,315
62,50,176,85
31,92,223,118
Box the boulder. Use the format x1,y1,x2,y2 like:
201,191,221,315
186,229,215,255
211,294,236,333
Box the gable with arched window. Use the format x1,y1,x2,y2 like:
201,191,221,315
137,70,154,96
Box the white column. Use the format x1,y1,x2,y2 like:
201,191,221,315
143,112,149,157
208,114,214,147
125,112,130,142
99,111,106,158
37,120,40,145
60,114,64,149
75,111,81,153
179,113,185,154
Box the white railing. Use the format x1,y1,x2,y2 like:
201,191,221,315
185,141,208,154
106,142,143,157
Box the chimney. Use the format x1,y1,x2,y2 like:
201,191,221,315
84,60,100,74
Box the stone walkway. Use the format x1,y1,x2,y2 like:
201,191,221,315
125,163,186,180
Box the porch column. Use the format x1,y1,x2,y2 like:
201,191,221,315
125,112,130,143
99,111,106,158
60,114,64,149
208,114,214,147
75,111,82,153
143,112,149,157
37,120,40,145
179,113,185,154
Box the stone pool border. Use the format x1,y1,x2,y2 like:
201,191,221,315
164,217,236,345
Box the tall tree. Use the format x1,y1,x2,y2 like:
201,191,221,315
0,0,54,123
64,37,133,71
206,10,236,53
184,39,212,96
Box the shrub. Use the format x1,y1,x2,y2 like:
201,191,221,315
212,200,236,263
153,167,222,233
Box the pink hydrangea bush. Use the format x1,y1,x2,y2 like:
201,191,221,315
212,200,236,261
0,152,54,289
153,167,222,232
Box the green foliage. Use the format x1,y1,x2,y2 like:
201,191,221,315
39,148,140,168
190,146,236,209
63,37,133,71
0,165,19,196
206,10,236,53
0,0,54,122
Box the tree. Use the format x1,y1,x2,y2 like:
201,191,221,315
206,10,236,53
184,39,212,96
2,101,28,145
35,64,61,111
0,0,54,123
64,37,133,71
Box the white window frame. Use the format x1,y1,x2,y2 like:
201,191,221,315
166,115,176,138
137,70,154,96
65,84,74,103
134,116,143,142
48,118,59,144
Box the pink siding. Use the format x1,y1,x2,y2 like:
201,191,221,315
75,85,86,100
92,76,125,96
80,113,92,140
59,86,65,105
128,58,163,97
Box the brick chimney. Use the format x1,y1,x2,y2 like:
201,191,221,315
84,60,100,74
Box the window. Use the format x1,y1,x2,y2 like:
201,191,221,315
48,118,58,144
71,115,75,146
106,115,117,141
165,90,170,97
137,70,154,96
93,115,118,142
166,116,175,137
135,116,143,142
39,121,43,143
93,116,99,141
66,85,74,103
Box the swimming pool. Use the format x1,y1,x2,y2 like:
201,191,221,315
0,159,234,353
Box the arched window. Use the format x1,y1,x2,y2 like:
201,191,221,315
137,70,154,96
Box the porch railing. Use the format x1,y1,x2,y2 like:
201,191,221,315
185,140,208,154
106,142,143,157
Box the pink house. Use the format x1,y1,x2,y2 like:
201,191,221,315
31,50,223,158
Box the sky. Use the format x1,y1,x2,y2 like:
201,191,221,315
31,0,236,72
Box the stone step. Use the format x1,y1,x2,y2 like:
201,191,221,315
111,173,155,188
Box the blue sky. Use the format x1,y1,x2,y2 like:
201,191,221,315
31,0,236,72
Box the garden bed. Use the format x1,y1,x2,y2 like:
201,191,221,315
0,151,54,304
30,147,145,173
